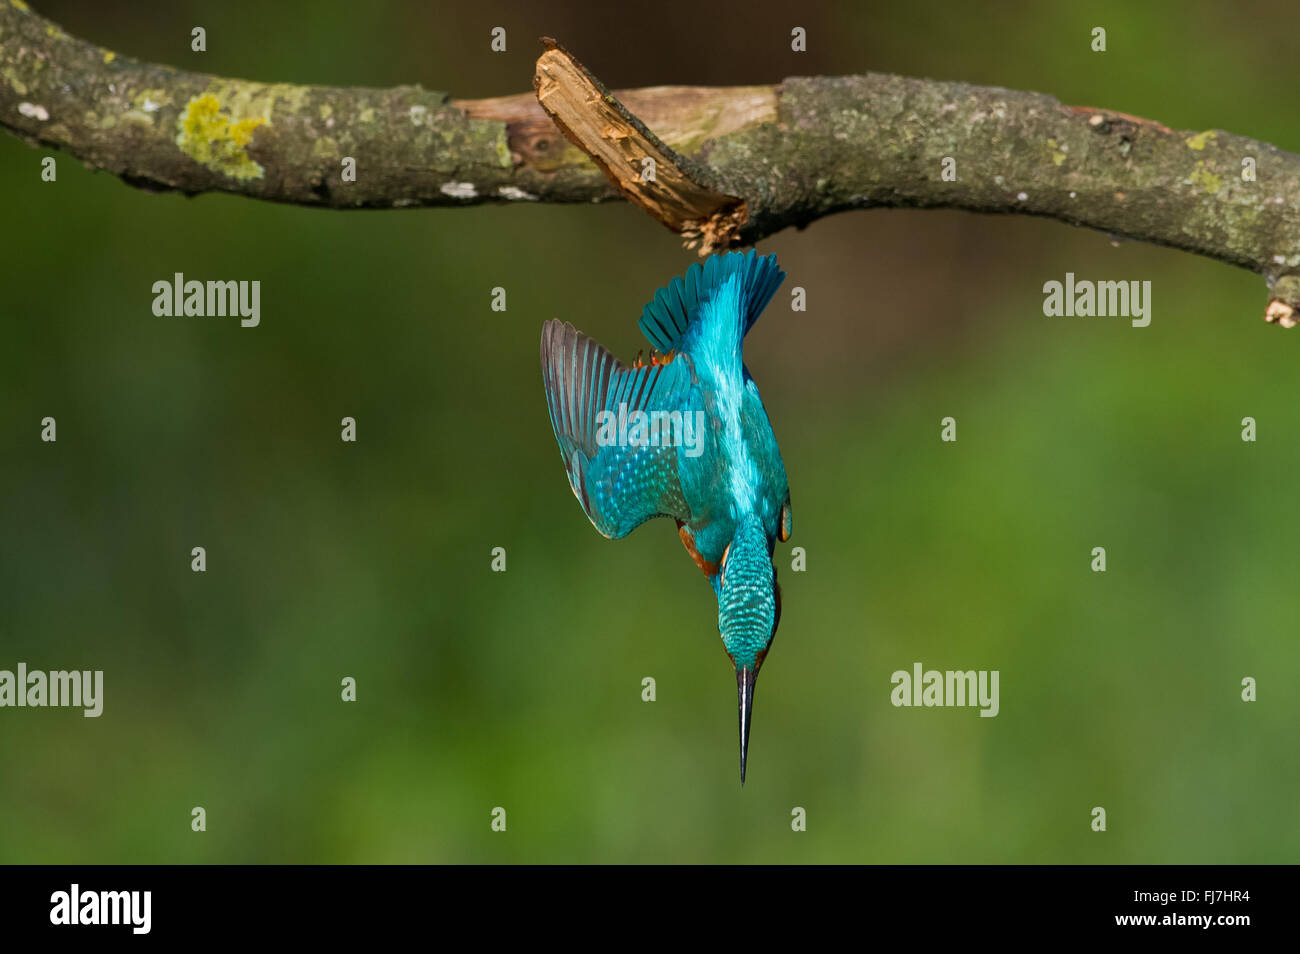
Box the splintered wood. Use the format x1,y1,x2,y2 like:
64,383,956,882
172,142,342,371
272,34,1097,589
533,38,746,254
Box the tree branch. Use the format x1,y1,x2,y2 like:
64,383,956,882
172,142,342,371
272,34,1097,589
3,2,1299,322
532,37,747,253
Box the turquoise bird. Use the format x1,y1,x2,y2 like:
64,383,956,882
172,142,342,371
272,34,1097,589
540,250,791,783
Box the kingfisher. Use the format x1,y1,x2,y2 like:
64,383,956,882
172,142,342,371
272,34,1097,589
540,250,791,783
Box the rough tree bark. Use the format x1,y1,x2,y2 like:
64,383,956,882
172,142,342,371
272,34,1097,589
3,2,1299,323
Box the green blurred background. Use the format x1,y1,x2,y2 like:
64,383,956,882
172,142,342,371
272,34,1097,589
2,0,1297,863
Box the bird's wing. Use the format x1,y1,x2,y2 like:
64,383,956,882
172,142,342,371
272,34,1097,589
637,249,785,354
541,320,696,539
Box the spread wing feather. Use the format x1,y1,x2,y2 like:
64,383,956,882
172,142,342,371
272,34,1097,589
541,320,694,538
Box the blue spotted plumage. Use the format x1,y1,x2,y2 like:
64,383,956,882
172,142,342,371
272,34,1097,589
541,250,791,783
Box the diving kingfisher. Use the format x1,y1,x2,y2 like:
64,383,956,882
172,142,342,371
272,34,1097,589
540,250,791,783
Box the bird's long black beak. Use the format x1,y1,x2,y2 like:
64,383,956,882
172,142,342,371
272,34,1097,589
737,666,757,785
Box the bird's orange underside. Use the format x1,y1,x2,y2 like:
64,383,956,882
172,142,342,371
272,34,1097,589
677,521,719,577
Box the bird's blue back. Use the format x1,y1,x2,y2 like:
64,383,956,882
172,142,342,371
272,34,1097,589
665,264,789,577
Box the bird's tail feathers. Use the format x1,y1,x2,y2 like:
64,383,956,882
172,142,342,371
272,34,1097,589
637,250,785,354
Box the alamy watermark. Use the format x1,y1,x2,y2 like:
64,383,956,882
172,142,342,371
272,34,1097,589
152,272,260,327
1043,272,1151,327
595,403,706,458
50,884,150,934
891,662,999,717
0,663,103,717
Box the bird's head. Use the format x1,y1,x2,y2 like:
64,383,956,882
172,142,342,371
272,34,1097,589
717,512,781,785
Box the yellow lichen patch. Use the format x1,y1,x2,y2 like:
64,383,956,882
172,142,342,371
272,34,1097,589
176,93,267,180
1188,162,1222,194
3,67,28,96
1186,130,1217,151
197,78,308,128
11,0,30,11
102,50,116,64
